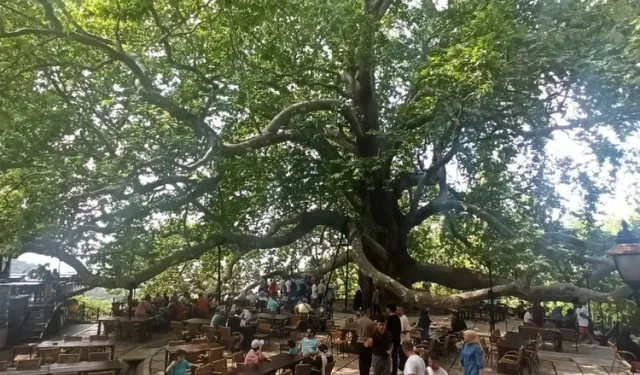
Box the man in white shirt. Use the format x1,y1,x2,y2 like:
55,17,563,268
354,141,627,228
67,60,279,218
427,353,448,375
575,302,595,348
397,306,412,342
523,309,533,323
402,341,426,375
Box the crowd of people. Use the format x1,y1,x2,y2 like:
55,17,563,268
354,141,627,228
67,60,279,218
354,304,483,375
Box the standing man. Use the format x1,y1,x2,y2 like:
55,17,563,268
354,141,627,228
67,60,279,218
402,341,426,375
397,306,412,372
372,287,381,316
317,279,326,304
386,304,402,375
575,301,595,348
366,319,393,375
356,309,376,375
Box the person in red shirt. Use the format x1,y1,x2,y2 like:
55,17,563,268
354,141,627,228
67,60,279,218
197,293,210,318
268,279,278,297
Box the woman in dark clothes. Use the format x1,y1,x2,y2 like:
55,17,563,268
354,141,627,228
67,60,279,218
418,308,432,340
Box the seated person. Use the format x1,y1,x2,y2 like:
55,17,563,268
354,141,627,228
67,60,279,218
166,349,197,375
309,344,333,374
299,329,321,355
135,295,153,318
244,340,269,365
295,298,313,314
267,296,279,313
287,339,298,355
617,327,640,362
210,308,227,328
450,312,467,333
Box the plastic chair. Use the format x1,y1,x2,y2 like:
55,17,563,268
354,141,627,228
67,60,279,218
207,347,224,363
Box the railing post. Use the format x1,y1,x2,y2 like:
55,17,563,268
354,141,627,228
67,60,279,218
81,302,85,321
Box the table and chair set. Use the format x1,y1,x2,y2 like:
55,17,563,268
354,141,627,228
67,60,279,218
7,335,123,375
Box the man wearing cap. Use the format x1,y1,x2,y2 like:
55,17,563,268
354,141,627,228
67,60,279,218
245,339,269,365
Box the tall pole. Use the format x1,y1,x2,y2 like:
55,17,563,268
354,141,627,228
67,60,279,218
488,261,495,333
585,270,592,317
217,245,222,303
344,244,349,312
127,288,133,318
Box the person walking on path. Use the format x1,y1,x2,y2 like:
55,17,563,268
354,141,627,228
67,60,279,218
367,318,393,375
460,330,484,375
356,309,376,375
575,301,595,348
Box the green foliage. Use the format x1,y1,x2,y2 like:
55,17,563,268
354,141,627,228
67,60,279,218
0,0,639,299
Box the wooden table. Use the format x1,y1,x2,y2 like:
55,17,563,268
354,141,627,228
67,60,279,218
231,353,309,375
97,316,152,340
164,342,221,367
3,366,50,375
49,361,123,375
37,339,117,359
497,332,526,374
183,318,211,326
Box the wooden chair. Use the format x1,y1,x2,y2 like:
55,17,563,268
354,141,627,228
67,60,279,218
609,341,637,374
326,320,337,331
433,334,454,360
90,335,109,341
171,321,186,340
202,325,218,342
219,326,232,341
168,341,186,346
480,338,497,367
196,364,212,375
192,338,209,344
211,359,227,375
38,348,60,364
63,336,83,342
279,343,290,354
329,331,345,358
253,323,273,347
16,358,42,370
295,363,312,375
187,323,202,338
560,329,578,353
118,321,136,340
88,352,111,361
58,354,81,363
284,315,302,336
232,351,244,365
12,345,33,364
103,321,117,337
207,347,224,363
498,346,525,375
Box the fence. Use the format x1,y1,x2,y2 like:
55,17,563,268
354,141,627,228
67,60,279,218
66,301,102,323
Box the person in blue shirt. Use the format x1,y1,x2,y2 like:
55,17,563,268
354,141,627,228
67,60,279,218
267,296,279,313
299,329,321,355
287,339,298,355
460,330,484,375
166,349,195,375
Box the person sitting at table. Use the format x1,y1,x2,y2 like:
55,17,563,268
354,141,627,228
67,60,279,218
523,308,534,324
245,339,269,365
531,301,546,327
287,339,298,355
238,303,252,327
166,349,197,375
257,289,269,307
549,306,564,327
295,298,313,314
564,308,577,329
450,311,467,334
299,329,321,355
309,344,333,375
211,307,227,328
153,293,165,307
135,295,153,318
616,327,640,362
267,295,279,313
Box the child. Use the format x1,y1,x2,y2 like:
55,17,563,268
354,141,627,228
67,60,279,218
287,339,298,355
166,349,195,375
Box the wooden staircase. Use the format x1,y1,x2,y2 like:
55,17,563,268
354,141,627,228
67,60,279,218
17,300,55,343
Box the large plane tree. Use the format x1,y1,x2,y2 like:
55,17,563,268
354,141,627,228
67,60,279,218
1,0,640,307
